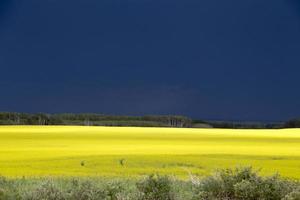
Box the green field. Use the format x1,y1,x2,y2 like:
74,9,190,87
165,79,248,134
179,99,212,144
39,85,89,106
0,126,300,179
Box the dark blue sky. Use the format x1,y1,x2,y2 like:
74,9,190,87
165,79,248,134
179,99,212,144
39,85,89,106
0,0,300,121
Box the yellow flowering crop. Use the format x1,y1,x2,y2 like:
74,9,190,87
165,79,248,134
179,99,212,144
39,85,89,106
0,126,299,178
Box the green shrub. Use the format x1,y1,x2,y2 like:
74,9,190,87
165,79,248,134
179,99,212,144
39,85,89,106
66,180,106,200
23,180,65,200
234,179,260,200
104,181,124,200
192,167,257,199
0,177,7,186
283,187,300,200
192,167,296,200
0,188,20,200
256,175,294,200
0,176,21,200
0,177,7,200
136,174,174,200
66,179,123,200
0,188,5,200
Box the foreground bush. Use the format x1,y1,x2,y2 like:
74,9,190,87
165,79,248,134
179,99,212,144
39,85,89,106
136,175,174,200
22,179,125,200
191,167,297,200
283,187,300,200
23,180,65,200
66,179,123,200
0,176,21,200
0,167,299,200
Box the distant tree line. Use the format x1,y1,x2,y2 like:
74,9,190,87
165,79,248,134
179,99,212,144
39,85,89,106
202,119,300,129
206,121,284,129
283,118,300,128
0,112,298,128
0,112,192,127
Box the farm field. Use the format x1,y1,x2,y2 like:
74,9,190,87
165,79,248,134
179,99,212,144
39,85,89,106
0,126,300,179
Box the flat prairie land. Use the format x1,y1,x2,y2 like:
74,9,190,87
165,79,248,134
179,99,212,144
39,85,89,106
0,126,300,179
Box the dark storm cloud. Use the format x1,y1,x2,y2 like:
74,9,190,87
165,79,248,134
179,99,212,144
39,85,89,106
0,83,199,116
0,0,11,20
0,0,300,121
289,0,300,12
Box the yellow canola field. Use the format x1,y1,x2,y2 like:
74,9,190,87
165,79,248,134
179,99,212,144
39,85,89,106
0,126,300,178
